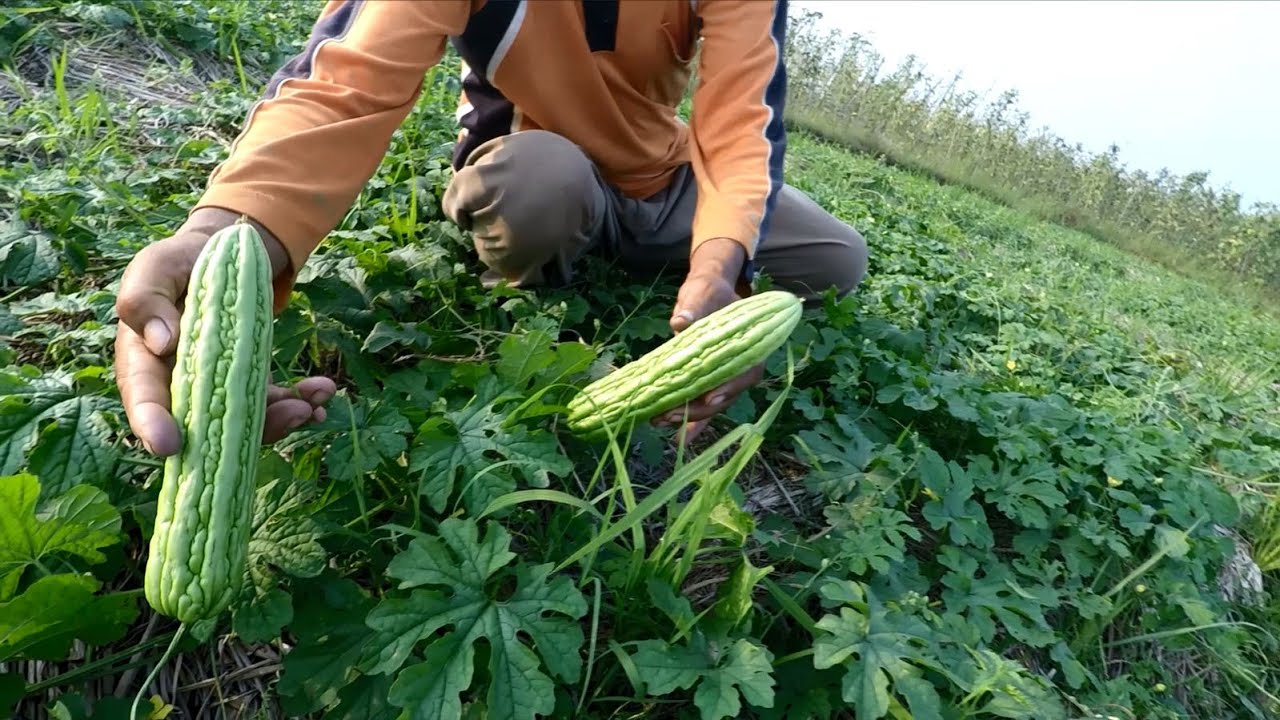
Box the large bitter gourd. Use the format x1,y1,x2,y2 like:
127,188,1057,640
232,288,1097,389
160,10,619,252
566,290,802,440
143,221,273,623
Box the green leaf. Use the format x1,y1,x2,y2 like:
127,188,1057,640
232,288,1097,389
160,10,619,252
0,573,137,661
1049,641,1089,690
410,377,572,515
752,660,840,720
969,457,1067,530
0,219,60,286
937,548,1057,647
328,673,396,720
692,640,776,720
496,329,556,387
324,399,412,481
23,407,115,497
811,580,943,720
0,672,25,718
647,578,697,635
953,647,1066,719
277,577,376,716
0,474,121,599
630,635,776,720
62,3,135,28
709,555,772,635
362,320,432,353
246,477,327,595
918,450,993,549
496,330,595,393
707,499,755,547
383,361,452,414
0,307,20,336
232,587,292,645
0,370,119,497
794,416,876,500
367,518,587,720
823,502,921,576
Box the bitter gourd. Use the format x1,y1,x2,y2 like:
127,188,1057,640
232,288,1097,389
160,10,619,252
143,221,273,623
566,290,802,439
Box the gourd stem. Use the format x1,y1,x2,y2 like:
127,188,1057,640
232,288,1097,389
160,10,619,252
129,622,187,720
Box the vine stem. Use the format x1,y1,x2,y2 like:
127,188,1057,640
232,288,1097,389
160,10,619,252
129,622,187,720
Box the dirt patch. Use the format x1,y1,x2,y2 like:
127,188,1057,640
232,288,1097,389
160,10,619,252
0,23,243,112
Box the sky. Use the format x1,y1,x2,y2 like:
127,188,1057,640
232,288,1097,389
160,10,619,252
790,0,1279,210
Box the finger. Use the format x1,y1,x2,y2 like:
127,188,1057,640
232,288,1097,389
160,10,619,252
115,323,181,456
263,398,316,444
679,418,710,445
265,384,297,404
115,245,197,357
651,402,690,428
670,277,710,333
266,376,337,407
294,376,338,405
654,363,765,426
657,398,719,425
704,363,765,408
667,396,729,425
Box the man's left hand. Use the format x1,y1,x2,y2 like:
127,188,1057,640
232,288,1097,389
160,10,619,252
652,238,764,443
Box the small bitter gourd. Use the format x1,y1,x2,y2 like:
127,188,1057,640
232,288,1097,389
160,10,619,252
143,220,274,624
565,289,803,440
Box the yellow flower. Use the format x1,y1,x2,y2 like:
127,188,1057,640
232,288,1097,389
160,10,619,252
1135,584,1147,594
1006,359,1017,371
1107,476,1122,487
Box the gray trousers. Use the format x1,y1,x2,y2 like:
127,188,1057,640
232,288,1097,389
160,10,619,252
442,130,867,301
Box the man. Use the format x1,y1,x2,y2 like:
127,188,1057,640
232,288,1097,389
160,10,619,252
113,0,867,455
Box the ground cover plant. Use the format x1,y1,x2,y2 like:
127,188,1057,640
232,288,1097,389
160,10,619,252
2,2,1279,719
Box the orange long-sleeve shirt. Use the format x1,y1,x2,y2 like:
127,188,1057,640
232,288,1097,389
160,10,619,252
195,0,789,309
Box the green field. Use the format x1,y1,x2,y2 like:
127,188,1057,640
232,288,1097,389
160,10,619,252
2,3,1279,719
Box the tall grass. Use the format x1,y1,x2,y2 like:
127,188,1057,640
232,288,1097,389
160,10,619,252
783,9,1280,299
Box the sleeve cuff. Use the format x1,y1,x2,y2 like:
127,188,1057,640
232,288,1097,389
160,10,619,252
691,213,762,291
191,188,321,314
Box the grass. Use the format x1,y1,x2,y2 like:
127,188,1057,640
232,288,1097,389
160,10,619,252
2,3,1279,720
784,110,1280,320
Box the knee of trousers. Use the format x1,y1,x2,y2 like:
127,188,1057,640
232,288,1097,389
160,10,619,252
831,226,869,298
443,130,603,272
787,226,867,301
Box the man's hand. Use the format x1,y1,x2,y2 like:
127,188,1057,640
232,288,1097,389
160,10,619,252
114,208,336,456
652,238,764,443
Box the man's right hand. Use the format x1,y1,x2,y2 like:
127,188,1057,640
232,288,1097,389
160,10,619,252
114,208,336,457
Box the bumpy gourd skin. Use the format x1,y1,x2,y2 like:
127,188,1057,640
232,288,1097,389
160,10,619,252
143,223,273,623
566,290,803,440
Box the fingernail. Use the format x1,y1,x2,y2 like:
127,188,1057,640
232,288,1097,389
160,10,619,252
144,318,171,353
312,407,327,423
709,394,726,407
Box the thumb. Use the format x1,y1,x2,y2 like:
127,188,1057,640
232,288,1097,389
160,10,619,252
115,239,203,357
670,307,697,333
670,277,712,334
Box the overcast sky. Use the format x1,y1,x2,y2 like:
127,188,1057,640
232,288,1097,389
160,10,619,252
791,0,1279,210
